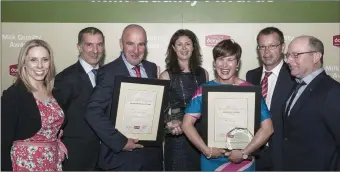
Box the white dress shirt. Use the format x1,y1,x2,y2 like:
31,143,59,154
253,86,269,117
79,57,99,87
121,53,148,78
286,68,324,116
261,60,284,110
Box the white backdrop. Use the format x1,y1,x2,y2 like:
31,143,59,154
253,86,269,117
2,23,340,91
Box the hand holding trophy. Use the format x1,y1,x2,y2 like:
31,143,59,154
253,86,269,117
165,108,184,135
225,127,254,161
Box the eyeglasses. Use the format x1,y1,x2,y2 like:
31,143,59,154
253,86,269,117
257,43,282,50
284,51,316,61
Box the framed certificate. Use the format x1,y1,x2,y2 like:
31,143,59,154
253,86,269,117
201,85,261,148
110,75,170,147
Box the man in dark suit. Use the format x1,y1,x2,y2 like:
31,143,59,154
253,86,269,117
283,35,340,170
84,24,163,171
53,27,104,170
246,27,295,170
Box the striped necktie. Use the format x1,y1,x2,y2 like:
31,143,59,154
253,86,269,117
132,65,141,78
261,71,272,99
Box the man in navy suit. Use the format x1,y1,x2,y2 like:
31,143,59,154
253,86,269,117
84,24,163,171
246,27,295,170
283,35,340,170
53,27,104,170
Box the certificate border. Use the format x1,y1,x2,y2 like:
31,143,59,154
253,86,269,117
110,75,170,147
201,85,261,148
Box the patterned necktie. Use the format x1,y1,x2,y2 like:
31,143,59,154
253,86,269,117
285,81,306,116
132,65,141,78
261,71,272,99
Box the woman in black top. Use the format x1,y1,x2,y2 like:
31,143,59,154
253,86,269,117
159,29,209,171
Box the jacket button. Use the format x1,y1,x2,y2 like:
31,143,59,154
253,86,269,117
284,137,288,141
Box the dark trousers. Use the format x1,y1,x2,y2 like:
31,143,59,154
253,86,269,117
255,146,272,171
62,136,100,171
112,147,163,171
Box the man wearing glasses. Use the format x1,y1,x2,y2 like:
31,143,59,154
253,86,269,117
246,27,295,171
282,35,340,170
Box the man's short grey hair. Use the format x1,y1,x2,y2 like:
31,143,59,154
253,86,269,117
308,36,324,56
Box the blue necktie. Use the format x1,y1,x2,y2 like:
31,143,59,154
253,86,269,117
91,69,98,76
92,69,98,85
285,81,306,116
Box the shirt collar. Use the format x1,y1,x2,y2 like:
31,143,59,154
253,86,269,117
79,57,99,74
121,52,143,69
262,59,284,77
297,68,324,85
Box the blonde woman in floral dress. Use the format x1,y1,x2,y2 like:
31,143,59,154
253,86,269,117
1,39,67,171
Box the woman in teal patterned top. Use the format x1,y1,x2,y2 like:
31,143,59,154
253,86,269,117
182,39,274,171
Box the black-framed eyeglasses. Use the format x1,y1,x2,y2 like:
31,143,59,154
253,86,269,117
284,51,316,61
257,43,282,50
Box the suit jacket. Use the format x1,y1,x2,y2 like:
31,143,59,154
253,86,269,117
1,81,43,171
53,61,100,170
246,62,295,170
282,71,340,170
84,56,161,170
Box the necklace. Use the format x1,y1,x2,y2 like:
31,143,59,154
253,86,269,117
178,73,198,106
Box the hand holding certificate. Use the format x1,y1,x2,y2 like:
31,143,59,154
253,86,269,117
110,76,170,147
201,85,261,150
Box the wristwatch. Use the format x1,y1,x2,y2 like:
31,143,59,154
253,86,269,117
241,150,248,159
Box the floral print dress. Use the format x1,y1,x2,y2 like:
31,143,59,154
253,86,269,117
10,97,67,171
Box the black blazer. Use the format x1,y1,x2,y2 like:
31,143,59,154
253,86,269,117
282,71,340,170
1,81,43,171
84,56,159,170
246,62,295,170
53,61,100,170
53,61,97,138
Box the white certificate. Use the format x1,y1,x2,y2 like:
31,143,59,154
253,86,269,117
122,90,157,134
207,92,255,148
214,98,248,142
115,82,164,141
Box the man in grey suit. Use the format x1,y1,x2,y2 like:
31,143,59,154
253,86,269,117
84,24,163,171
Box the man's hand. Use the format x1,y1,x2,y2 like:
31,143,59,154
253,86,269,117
122,138,144,151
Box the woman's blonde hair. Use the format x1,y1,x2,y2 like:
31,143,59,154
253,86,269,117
15,39,56,94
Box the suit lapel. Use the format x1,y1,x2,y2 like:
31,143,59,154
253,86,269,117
142,61,153,78
253,67,263,85
270,63,292,110
288,71,326,118
117,56,131,76
116,56,153,78
76,61,93,89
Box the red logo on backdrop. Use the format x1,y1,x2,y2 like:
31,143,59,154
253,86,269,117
9,64,18,76
333,35,340,47
205,35,230,47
